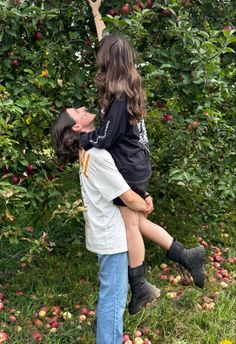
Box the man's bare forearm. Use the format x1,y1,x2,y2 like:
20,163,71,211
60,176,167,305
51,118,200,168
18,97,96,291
120,190,147,212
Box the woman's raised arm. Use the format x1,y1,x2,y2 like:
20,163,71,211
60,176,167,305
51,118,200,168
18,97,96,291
88,0,106,42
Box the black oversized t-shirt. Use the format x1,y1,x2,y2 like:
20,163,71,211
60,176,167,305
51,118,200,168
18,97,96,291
79,93,152,184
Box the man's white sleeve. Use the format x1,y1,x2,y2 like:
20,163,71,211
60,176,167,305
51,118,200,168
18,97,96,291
91,154,130,202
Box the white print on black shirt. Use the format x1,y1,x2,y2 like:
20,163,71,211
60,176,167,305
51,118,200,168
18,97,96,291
89,120,111,145
137,119,149,151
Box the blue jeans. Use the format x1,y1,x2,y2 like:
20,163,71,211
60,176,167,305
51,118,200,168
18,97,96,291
96,252,128,344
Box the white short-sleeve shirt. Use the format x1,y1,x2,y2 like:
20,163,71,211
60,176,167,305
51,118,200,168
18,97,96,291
79,148,130,255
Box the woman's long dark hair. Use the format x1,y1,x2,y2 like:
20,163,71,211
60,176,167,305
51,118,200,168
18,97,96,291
51,110,81,164
95,32,146,122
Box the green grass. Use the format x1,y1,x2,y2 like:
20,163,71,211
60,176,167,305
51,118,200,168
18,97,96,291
0,230,235,344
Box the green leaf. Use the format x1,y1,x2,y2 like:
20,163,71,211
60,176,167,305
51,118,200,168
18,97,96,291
123,18,132,25
10,8,26,17
197,31,209,39
183,172,192,181
221,47,235,54
5,28,17,38
227,36,236,44
15,98,30,108
169,169,182,177
171,174,184,181
202,42,216,50
3,99,14,106
69,31,79,40
19,160,28,167
223,29,234,37
24,68,34,75
160,64,173,69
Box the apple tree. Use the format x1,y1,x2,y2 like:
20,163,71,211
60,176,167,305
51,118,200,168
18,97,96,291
0,0,235,261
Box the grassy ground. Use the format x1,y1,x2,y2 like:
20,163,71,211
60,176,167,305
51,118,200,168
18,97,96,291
0,225,235,344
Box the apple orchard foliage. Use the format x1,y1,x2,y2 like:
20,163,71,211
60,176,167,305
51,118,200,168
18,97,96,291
0,0,235,259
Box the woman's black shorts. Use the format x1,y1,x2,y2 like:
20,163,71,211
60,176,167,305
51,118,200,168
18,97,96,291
113,180,149,207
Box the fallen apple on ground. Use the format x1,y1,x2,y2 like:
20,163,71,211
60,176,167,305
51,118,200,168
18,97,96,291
123,333,130,342
79,314,86,322
32,331,42,342
0,332,9,343
62,311,72,320
133,337,144,344
134,330,142,337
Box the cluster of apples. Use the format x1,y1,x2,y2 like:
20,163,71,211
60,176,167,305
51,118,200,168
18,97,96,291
198,235,235,289
186,121,200,131
196,295,218,312
28,305,96,341
1,164,35,185
158,262,192,287
123,327,160,344
108,1,153,17
0,292,19,325
8,31,42,68
1,163,64,186
0,292,13,343
108,1,176,18
206,243,235,289
0,293,96,343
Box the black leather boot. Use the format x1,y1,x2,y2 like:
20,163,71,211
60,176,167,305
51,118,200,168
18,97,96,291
166,240,205,288
128,263,161,315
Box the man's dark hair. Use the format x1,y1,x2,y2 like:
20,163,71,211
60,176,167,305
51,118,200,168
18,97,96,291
51,110,81,164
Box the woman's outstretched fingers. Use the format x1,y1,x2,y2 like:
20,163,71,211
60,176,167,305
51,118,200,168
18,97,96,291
88,0,102,14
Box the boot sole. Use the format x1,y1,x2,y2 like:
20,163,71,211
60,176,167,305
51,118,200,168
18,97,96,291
128,286,161,315
191,245,205,288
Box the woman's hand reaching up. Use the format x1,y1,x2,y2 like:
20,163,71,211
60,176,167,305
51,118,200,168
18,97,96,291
88,0,102,17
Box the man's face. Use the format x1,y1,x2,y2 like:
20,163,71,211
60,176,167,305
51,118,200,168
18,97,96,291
67,107,96,133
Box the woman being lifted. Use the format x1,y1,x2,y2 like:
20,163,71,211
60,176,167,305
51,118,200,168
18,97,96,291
79,0,205,315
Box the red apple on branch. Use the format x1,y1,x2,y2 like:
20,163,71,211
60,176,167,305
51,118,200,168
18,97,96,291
84,39,92,46
191,121,200,129
11,175,20,185
11,59,20,67
26,164,34,174
146,0,153,9
108,8,117,17
181,0,190,5
34,31,43,41
223,25,233,30
135,2,144,10
161,8,172,17
156,101,165,109
163,113,173,122
120,4,130,14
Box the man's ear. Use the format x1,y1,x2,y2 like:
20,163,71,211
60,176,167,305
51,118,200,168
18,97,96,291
72,123,81,132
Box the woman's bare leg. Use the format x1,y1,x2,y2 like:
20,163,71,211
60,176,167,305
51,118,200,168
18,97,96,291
119,207,145,268
120,207,161,314
139,213,173,250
